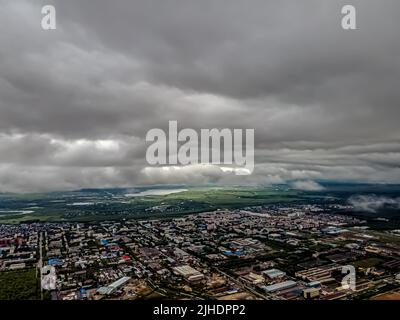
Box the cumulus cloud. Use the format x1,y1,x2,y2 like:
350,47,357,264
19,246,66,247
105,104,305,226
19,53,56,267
348,195,400,213
290,180,325,191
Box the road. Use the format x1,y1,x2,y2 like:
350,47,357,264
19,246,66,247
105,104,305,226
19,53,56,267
38,231,44,300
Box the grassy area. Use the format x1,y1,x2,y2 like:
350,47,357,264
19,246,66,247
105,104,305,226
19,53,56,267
365,230,400,245
353,257,385,268
163,187,300,205
0,268,40,300
0,214,61,224
0,187,302,224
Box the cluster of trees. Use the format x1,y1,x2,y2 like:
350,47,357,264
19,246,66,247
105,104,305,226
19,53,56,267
0,268,40,300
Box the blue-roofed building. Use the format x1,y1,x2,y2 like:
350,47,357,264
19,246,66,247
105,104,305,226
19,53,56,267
48,258,63,266
223,250,243,255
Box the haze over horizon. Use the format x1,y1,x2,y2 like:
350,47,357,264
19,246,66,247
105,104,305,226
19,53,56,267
1,0,400,192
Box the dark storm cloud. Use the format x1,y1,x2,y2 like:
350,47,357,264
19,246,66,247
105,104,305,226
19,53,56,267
0,0,400,191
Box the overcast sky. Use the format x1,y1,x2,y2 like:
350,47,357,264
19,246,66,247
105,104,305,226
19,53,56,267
0,0,400,192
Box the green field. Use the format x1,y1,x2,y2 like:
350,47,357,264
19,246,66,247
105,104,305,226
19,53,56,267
163,187,299,204
0,268,40,300
0,186,303,224
353,257,385,268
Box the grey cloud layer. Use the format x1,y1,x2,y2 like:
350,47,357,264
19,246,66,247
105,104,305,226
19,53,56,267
0,0,400,191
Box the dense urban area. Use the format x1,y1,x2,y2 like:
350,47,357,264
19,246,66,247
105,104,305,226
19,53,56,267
1,202,400,300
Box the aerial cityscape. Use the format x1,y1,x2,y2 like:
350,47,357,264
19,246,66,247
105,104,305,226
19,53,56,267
1,185,400,300
1,0,400,308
